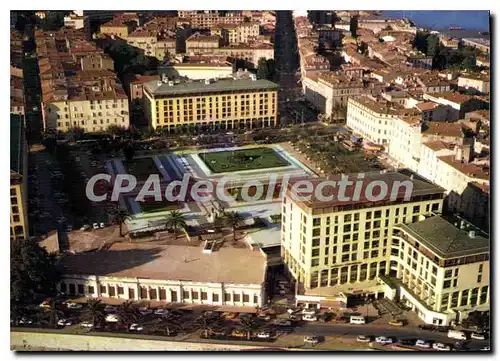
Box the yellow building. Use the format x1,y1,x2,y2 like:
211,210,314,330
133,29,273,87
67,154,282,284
10,115,28,241
143,77,279,131
281,171,445,310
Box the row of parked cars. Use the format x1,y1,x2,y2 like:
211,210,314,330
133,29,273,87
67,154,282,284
358,335,454,351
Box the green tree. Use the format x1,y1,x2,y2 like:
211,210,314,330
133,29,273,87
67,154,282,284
154,312,182,336
239,315,264,340
194,312,223,338
223,211,243,243
462,55,476,70
114,209,131,237
10,239,60,310
426,34,440,57
166,210,187,239
84,299,106,329
44,299,64,328
350,15,359,38
256,57,269,80
117,300,138,329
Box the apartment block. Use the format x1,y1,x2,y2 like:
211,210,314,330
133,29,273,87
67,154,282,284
281,171,446,313
143,77,278,131
390,215,489,324
186,34,221,55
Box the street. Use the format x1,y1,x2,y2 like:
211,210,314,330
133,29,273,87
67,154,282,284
294,323,490,350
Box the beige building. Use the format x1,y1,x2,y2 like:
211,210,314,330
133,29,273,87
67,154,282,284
143,77,278,131
64,12,85,29
127,30,158,57
281,172,446,313
457,72,490,94
391,215,489,324
215,44,274,68
58,242,267,308
160,62,234,80
177,11,244,28
10,114,28,241
42,70,130,133
186,34,221,55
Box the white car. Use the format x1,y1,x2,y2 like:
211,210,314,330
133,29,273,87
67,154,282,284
375,336,393,345
415,339,431,348
57,319,73,327
302,308,317,315
303,314,318,322
65,302,83,309
480,346,490,351
129,323,144,331
138,307,153,315
304,336,319,345
100,222,105,228
471,333,486,340
357,335,371,343
432,343,451,351
105,314,119,323
154,308,168,315
257,331,271,339
104,305,117,313
80,321,94,328
19,317,33,325
80,224,91,231
93,223,99,229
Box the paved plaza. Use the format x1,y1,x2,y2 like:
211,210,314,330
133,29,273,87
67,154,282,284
105,144,318,243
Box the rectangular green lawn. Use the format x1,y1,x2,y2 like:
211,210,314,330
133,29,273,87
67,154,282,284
200,147,290,173
123,157,159,181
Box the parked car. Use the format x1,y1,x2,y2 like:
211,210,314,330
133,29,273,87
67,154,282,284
273,319,292,327
447,330,467,340
257,313,271,321
419,324,436,331
39,299,52,309
92,223,99,229
302,308,317,315
99,222,105,228
432,342,452,351
154,308,168,316
57,319,73,327
357,335,371,343
318,313,334,323
80,321,94,328
350,315,366,324
388,319,405,327
19,317,34,325
480,346,491,351
65,302,83,310
303,314,318,322
130,323,144,331
375,336,393,345
105,314,119,323
231,329,247,338
415,339,431,348
257,331,272,339
304,336,319,345
471,332,486,340
222,312,238,320
104,305,117,313
138,307,153,316
399,339,415,346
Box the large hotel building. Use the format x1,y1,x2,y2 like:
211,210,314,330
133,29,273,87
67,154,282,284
281,171,489,325
143,77,279,131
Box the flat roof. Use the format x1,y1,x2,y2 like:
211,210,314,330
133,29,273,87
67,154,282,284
287,170,445,210
59,242,267,285
10,114,24,175
144,78,279,96
400,215,489,258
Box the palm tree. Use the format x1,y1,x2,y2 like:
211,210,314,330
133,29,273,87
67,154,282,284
84,298,106,329
153,312,181,336
117,300,138,330
45,300,64,328
115,209,131,237
165,210,187,239
240,315,264,340
194,312,223,338
223,211,243,243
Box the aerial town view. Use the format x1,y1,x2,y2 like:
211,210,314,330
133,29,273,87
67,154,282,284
10,9,490,352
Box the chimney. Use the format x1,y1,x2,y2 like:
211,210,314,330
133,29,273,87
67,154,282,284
161,74,169,83
468,230,476,238
454,145,463,162
462,144,472,164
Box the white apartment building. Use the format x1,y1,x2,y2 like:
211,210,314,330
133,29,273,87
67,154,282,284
64,12,85,29
58,243,267,307
390,215,489,325
457,73,490,94
281,172,446,311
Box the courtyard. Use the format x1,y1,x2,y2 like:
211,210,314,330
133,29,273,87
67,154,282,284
200,147,290,173
123,157,159,181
